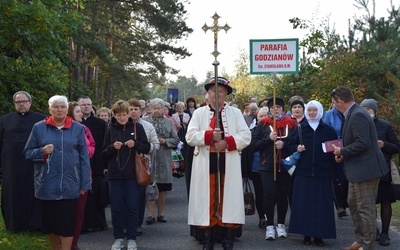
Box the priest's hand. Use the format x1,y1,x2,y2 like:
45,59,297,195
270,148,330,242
213,130,223,142
214,140,227,152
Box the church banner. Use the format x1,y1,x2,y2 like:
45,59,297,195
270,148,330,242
167,88,179,104
250,38,299,74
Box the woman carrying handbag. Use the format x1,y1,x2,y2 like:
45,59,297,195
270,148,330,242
102,100,150,250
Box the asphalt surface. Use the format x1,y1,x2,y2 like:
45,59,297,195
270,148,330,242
79,176,400,249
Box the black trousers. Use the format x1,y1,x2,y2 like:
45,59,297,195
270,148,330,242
82,175,107,231
251,171,265,219
260,170,291,226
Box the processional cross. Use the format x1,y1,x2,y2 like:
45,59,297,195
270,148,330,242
201,12,230,129
202,13,230,219
202,13,231,59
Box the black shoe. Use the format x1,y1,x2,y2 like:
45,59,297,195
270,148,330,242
202,228,214,250
157,215,167,223
136,226,143,236
303,236,312,246
337,208,347,218
258,220,267,229
145,216,155,224
375,228,380,241
100,224,109,231
314,237,325,247
379,233,390,246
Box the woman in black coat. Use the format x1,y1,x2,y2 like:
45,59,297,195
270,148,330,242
252,97,297,240
286,100,338,246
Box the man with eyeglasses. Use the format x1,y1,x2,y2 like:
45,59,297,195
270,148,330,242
330,87,388,250
77,95,109,233
0,91,45,232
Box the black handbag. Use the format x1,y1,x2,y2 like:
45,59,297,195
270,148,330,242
99,174,110,208
243,179,255,215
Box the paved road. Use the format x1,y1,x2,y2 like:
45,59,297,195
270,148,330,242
79,176,400,249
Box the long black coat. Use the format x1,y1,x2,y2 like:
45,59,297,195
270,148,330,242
81,114,107,176
0,111,45,232
81,113,109,230
286,120,338,238
373,118,400,182
287,121,337,178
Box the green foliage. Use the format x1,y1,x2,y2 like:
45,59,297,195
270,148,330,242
172,76,204,102
0,0,193,113
282,1,400,135
69,0,193,107
0,0,84,115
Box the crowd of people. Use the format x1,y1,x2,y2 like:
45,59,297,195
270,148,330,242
0,81,399,250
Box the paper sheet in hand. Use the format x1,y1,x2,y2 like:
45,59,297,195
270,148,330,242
322,139,343,153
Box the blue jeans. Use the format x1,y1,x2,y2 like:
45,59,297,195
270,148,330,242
109,179,139,240
138,185,146,227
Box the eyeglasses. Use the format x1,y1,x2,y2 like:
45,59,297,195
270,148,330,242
79,103,92,107
14,100,30,104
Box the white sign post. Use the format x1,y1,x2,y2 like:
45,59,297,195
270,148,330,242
250,38,299,74
249,38,299,181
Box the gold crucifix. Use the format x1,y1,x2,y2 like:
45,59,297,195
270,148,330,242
202,12,231,59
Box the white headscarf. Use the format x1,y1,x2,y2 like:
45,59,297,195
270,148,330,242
305,100,323,131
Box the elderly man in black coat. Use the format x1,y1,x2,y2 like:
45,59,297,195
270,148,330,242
0,91,45,232
78,95,109,232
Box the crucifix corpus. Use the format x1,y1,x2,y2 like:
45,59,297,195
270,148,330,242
202,12,230,220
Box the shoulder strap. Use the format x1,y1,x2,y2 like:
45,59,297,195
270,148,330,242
134,122,137,140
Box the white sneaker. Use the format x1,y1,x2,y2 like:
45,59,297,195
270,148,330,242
276,224,287,238
127,240,137,250
111,239,124,250
265,225,276,240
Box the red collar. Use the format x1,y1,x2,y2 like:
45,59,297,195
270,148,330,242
45,116,73,128
262,115,296,130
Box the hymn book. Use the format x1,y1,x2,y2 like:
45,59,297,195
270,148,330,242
322,139,343,153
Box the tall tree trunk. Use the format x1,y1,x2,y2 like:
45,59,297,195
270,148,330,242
83,49,88,83
87,66,93,82
74,45,82,81
105,79,112,108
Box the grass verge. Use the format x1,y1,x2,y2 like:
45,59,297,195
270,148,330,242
390,202,400,233
0,215,49,249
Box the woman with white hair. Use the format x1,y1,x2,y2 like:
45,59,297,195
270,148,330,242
243,102,258,127
286,100,338,246
143,98,180,224
24,95,91,250
171,101,190,140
